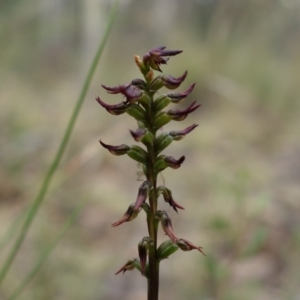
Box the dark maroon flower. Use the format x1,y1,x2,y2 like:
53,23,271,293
159,211,178,243
138,238,151,276
167,101,200,121
111,203,140,227
101,84,142,103
161,187,184,213
134,180,152,210
161,71,187,89
130,128,147,142
169,124,198,141
176,238,206,255
143,46,183,72
99,140,130,156
164,156,185,169
96,97,128,115
115,259,137,275
167,83,196,103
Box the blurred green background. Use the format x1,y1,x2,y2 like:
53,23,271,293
1,0,300,299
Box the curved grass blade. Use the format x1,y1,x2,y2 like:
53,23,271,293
0,0,119,286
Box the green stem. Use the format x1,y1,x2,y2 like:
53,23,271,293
146,94,159,300
0,0,119,287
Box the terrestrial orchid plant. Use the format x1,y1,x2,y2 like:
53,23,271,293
96,46,205,300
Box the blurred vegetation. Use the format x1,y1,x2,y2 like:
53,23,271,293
1,0,300,299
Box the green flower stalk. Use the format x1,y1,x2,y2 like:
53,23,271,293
97,46,205,300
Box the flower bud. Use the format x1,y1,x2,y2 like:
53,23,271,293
126,104,146,122
111,203,140,227
165,155,185,169
176,238,206,255
153,95,171,113
154,132,173,154
153,112,171,130
167,83,196,103
133,180,152,210
127,145,147,164
157,240,179,261
135,55,149,75
99,140,130,156
167,101,200,121
96,97,128,115
169,124,198,141
161,71,187,89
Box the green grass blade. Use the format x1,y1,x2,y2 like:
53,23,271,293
8,200,86,300
0,0,119,286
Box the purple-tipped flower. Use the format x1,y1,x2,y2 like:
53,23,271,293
160,187,184,213
130,128,147,142
168,101,200,121
167,83,196,103
143,46,183,72
134,180,152,210
138,237,152,276
169,124,198,141
165,156,185,169
99,140,130,156
159,211,178,243
161,71,187,90
176,238,206,255
102,84,142,103
96,97,128,115
111,203,140,227
115,259,137,275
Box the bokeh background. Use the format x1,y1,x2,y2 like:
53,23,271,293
1,0,300,299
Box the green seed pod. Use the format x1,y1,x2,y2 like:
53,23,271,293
127,145,148,164
157,240,179,261
154,132,173,154
153,95,171,113
149,76,164,91
153,112,171,130
126,104,146,122
153,155,168,173
138,93,151,109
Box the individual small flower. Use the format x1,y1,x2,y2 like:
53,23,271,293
115,258,138,275
99,140,130,156
164,155,185,169
130,128,147,142
159,211,178,243
161,187,185,213
167,101,201,121
101,83,142,103
111,203,140,227
167,83,196,103
176,238,206,255
169,124,198,141
138,238,151,276
134,180,152,210
161,71,187,89
96,97,128,115
143,46,183,72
